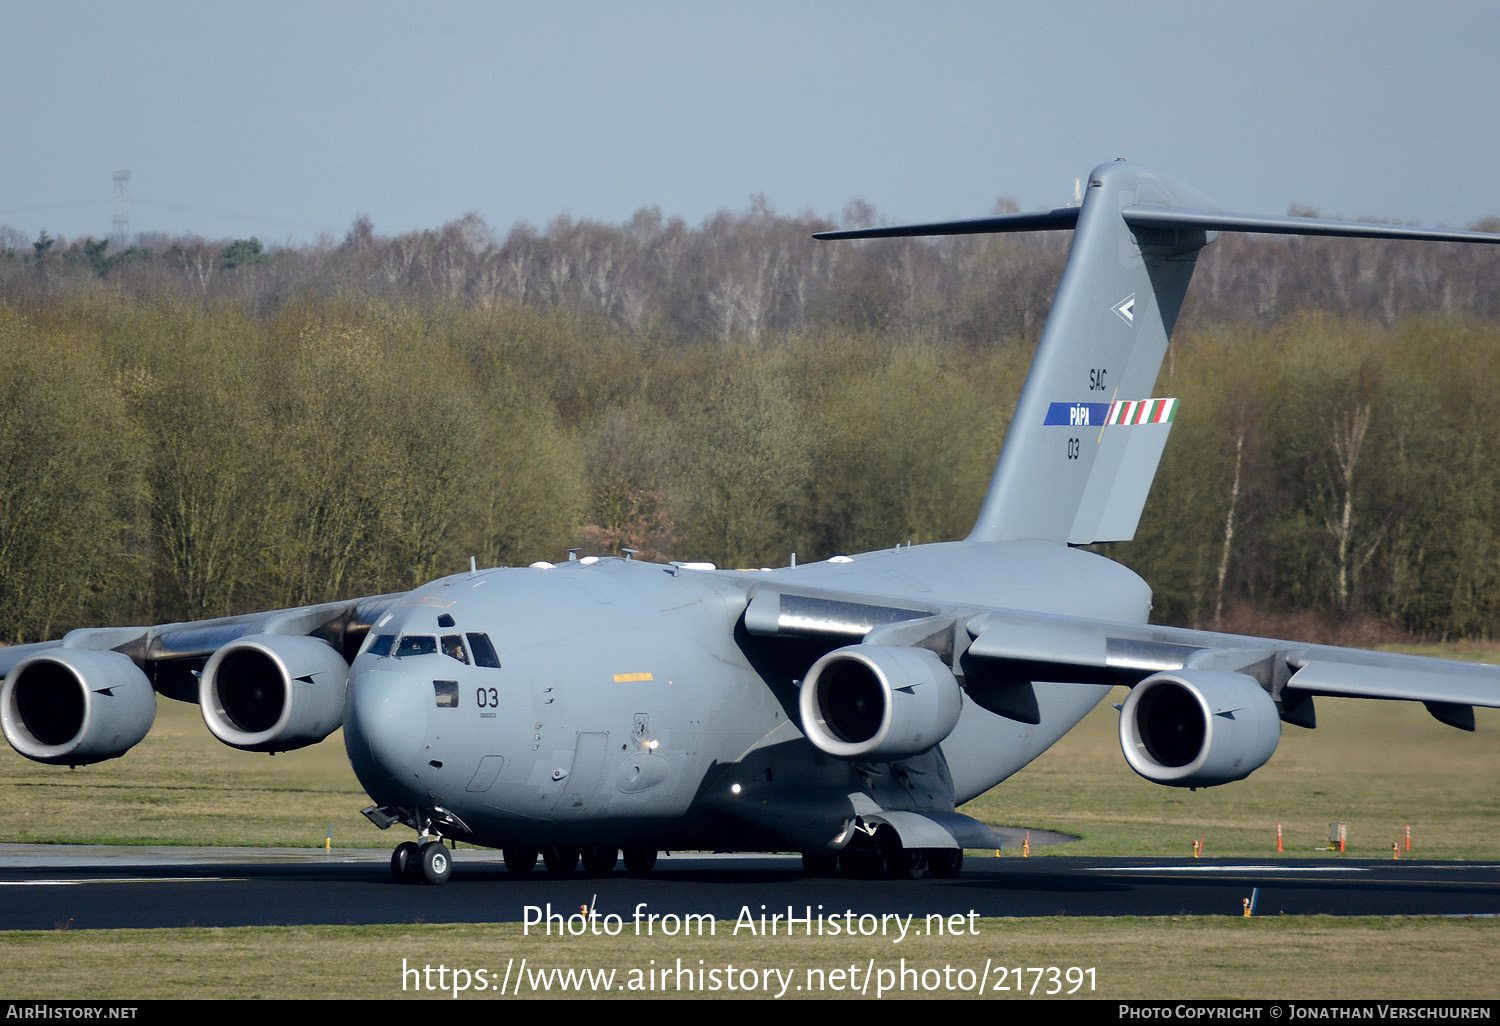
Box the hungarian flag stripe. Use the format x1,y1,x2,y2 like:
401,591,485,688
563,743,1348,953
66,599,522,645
1106,398,1177,425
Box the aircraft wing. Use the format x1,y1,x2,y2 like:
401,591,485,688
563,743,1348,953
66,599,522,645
0,594,403,691
745,580,1498,788
961,608,1500,721
742,584,1500,728
0,593,404,765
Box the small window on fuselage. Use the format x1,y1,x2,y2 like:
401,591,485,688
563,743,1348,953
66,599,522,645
467,632,501,668
365,634,396,657
395,635,437,658
433,680,459,708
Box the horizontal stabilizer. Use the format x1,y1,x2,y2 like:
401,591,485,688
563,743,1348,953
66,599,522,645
1122,206,1500,244
816,162,1500,546
815,205,1500,246
813,206,1080,241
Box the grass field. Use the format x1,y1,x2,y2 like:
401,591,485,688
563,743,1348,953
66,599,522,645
3,917,1497,1000
2,643,1497,1000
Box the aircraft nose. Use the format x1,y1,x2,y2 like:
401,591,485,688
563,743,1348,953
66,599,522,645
344,668,427,791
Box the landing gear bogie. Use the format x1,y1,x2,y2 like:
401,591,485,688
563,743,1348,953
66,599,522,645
622,846,657,876
827,829,964,880
503,846,539,875
542,846,580,876
928,848,963,878
580,845,618,876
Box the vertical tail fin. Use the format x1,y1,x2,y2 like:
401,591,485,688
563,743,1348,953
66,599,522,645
968,161,1212,543
815,160,1500,546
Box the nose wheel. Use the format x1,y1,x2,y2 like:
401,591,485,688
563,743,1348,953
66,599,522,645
391,838,453,885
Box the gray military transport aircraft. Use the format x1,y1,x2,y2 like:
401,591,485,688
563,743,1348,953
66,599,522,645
5,160,1500,885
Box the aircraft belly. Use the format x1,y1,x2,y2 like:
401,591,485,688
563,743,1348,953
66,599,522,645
942,680,1112,803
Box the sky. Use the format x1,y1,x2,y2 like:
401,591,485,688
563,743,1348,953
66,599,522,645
3,1,1498,247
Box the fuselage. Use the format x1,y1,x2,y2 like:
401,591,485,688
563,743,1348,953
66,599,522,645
343,539,1152,853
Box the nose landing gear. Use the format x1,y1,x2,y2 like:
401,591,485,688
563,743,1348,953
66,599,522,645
383,808,462,885
391,837,452,885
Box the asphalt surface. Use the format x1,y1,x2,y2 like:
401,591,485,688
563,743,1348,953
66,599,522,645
2,844,1497,929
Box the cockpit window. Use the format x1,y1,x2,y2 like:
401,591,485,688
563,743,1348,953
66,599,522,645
365,634,396,657
395,635,437,658
441,635,469,664
467,632,501,668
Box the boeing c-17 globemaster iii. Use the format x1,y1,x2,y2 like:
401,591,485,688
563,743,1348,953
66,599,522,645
5,161,1500,884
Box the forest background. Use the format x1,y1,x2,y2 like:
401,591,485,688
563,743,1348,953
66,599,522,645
2,201,1499,645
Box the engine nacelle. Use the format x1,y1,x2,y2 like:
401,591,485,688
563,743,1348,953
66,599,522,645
1,650,156,765
798,644,962,761
1119,670,1280,787
200,634,348,752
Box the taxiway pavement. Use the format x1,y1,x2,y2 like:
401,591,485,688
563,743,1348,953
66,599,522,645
1,845,1496,929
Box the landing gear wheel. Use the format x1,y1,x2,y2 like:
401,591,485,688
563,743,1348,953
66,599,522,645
801,853,838,877
391,840,420,883
887,846,930,880
420,840,452,885
928,848,963,879
580,845,618,876
542,846,579,876
503,846,539,876
622,846,657,876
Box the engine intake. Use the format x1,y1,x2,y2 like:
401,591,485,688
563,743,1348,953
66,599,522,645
1119,670,1280,787
200,634,348,752
1,650,156,765
798,645,962,761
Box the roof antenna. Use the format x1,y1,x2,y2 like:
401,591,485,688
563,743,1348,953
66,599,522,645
469,556,478,575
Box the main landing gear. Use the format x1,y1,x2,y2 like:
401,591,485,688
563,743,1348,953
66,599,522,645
806,827,964,880
504,845,660,877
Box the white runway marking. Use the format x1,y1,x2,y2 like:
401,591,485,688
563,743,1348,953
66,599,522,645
1086,863,1500,873
0,876,245,886
1088,865,1370,873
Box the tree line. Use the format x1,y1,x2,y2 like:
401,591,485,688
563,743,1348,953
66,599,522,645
1,202,1498,643
6,199,1498,344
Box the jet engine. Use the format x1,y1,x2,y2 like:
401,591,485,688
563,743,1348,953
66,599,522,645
798,644,962,761
1118,670,1280,787
200,634,348,752
1,650,156,765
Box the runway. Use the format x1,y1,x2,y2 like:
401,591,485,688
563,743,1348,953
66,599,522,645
2,844,1497,929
